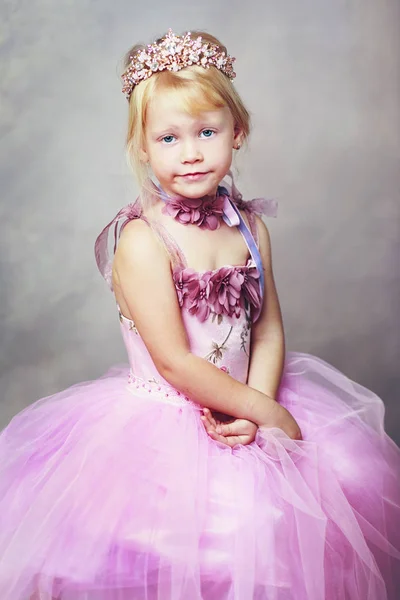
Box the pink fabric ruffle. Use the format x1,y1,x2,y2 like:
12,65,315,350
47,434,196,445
0,354,399,599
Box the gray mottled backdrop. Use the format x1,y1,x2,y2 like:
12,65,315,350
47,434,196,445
1,1,399,442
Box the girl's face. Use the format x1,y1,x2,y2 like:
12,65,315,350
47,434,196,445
141,88,242,199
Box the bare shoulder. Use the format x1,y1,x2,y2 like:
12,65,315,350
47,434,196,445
112,218,172,293
114,218,169,271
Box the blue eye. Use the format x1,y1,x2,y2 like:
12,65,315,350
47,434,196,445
200,129,215,138
162,135,176,144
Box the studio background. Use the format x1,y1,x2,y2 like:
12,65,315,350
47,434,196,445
1,0,399,443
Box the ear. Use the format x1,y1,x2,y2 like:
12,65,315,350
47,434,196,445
139,147,149,163
233,124,244,150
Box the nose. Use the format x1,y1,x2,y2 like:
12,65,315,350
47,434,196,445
180,139,203,164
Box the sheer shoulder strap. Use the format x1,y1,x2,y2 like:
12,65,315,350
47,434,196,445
150,221,188,271
94,200,186,290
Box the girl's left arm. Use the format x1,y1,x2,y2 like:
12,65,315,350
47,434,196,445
247,215,285,400
202,215,287,446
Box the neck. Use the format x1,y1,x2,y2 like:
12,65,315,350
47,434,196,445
157,184,220,205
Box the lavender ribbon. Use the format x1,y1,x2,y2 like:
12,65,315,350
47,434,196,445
219,186,278,321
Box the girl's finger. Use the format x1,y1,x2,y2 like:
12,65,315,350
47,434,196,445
208,410,217,427
200,415,211,431
223,436,242,448
208,429,231,446
217,422,238,437
209,414,218,429
200,415,215,435
225,434,253,447
203,408,217,429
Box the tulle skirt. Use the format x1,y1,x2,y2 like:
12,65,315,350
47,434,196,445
0,352,399,600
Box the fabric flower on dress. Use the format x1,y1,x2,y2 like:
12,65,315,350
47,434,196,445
239,265,262,310
173,268,198,306
172,263,262,323
208,267,244,318
162,195,225,230
186,271,213,322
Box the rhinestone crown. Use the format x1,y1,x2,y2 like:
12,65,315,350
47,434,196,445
122,29,236,100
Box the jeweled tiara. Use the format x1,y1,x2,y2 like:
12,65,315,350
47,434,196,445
121,29,236,100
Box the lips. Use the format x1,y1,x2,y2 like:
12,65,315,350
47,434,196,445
180,172,210,181
181,172,207,176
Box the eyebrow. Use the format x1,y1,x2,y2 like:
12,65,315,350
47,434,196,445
149,116,225,135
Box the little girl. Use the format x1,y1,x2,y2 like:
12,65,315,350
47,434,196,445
0,29,399,600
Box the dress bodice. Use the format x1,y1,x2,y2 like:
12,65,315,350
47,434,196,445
119,261,256,387
95,179,278,389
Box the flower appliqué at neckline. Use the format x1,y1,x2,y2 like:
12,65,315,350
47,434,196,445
173,260,262,322
162,194,225,230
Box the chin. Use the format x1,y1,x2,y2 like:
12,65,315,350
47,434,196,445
181,188,213,198
176,182,219,199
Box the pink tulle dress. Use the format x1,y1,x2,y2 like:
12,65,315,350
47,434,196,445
0,186,399,600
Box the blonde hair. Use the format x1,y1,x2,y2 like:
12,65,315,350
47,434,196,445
122,31,251,207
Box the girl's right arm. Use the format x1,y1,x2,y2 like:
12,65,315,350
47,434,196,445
112,220,300,438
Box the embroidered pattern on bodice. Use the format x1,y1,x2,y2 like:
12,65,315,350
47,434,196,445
118,276,254,390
